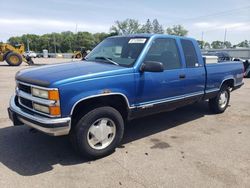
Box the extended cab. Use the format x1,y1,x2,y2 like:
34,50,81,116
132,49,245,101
8,34,244,158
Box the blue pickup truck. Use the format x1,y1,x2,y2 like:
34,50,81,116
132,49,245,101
8,34,244,158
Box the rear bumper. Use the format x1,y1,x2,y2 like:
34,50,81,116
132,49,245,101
8,95,71,136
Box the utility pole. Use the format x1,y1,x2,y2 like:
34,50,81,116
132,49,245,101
53,34,56,54
47,40,49,52
223,28,227,49
201,31,204,49
27,39,30,52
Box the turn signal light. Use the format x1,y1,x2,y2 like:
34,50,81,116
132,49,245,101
48,90,60,100
49,106,61,116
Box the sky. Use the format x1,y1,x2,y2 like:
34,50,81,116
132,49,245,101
0,0,250,44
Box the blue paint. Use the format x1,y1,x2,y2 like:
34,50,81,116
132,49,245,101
15,34,244,118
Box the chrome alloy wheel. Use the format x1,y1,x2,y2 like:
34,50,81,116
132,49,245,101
87,118,116,150
219,90,228,109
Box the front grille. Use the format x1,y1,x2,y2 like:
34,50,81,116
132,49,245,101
16,81,59,117
18,83,31,94
19,97,33,109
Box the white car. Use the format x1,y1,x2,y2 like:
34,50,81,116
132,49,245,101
24,51,37,58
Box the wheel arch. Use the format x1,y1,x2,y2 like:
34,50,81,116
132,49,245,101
70,93,131,125
220,78,235,89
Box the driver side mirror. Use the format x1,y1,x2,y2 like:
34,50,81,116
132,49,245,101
140,61,164,72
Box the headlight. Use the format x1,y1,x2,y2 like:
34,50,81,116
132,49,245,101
32,88,59,100
32,88,48,99
33,103,50,114
31,87,60,116
33,103,61,116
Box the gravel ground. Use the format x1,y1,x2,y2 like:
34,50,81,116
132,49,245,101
0,59,249,188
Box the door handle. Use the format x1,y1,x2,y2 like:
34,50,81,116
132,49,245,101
179,74,186,79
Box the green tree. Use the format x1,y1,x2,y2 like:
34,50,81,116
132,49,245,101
166,25,188,36
152,19,164,34
74,32,95,50
204,42,211,49
224,41,231,48
50,32,63,53
110,19,141,35
21,34,41,51
197,40,205,49
93,32,111,45
8,36,23,46
211,41,224,49
237,40,249,48
60,31,74,52
197,41,211,49
38,34,51,52
141,19,153,33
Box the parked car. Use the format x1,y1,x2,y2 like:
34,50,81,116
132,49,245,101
243,59,250,78
233,58,250,78
8,34,244,159
24,51,37,58
243,60,250,78
36,53,43,58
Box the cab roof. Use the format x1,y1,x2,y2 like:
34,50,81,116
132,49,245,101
109,34,195,41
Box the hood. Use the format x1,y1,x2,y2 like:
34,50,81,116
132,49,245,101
16,61,132,87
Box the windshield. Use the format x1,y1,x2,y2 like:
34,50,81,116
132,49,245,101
85,37,149,67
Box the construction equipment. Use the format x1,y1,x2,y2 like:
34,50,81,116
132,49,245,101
73,47,88,59
0,43,34,66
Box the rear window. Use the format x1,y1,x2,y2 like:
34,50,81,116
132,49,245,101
181,39,199,68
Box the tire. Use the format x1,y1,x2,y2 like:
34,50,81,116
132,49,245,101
209,85,230,113
70,106,124,159
6,52,22,66
3,52,10,61
76,54,81,59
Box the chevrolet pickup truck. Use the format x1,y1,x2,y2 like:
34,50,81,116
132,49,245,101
8,34,244,159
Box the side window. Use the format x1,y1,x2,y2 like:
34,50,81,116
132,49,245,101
145,38,181,70
181,39,199,68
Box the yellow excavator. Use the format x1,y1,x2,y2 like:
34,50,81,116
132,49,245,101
0,43,34,66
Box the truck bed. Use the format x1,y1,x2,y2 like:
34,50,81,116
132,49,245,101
205,61,244,92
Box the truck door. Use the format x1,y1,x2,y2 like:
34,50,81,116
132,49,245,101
180,39,206,97
135,38,187,107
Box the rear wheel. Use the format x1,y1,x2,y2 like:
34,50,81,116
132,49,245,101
209,85,230,113
70,106,124,159
6,52,22,66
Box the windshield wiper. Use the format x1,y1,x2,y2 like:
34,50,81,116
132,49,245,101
95,57,119,66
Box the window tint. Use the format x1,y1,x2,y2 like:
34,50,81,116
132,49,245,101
86,37,148,67
145,38,181,70
181,39,199,68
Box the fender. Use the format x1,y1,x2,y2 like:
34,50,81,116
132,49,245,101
70,92,134,116
220,77,236,89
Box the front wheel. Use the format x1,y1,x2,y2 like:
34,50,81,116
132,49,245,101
70,106,124,159
6,52,22,66
209,85,230,113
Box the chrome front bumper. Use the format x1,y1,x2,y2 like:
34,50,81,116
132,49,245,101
8,95,71,136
